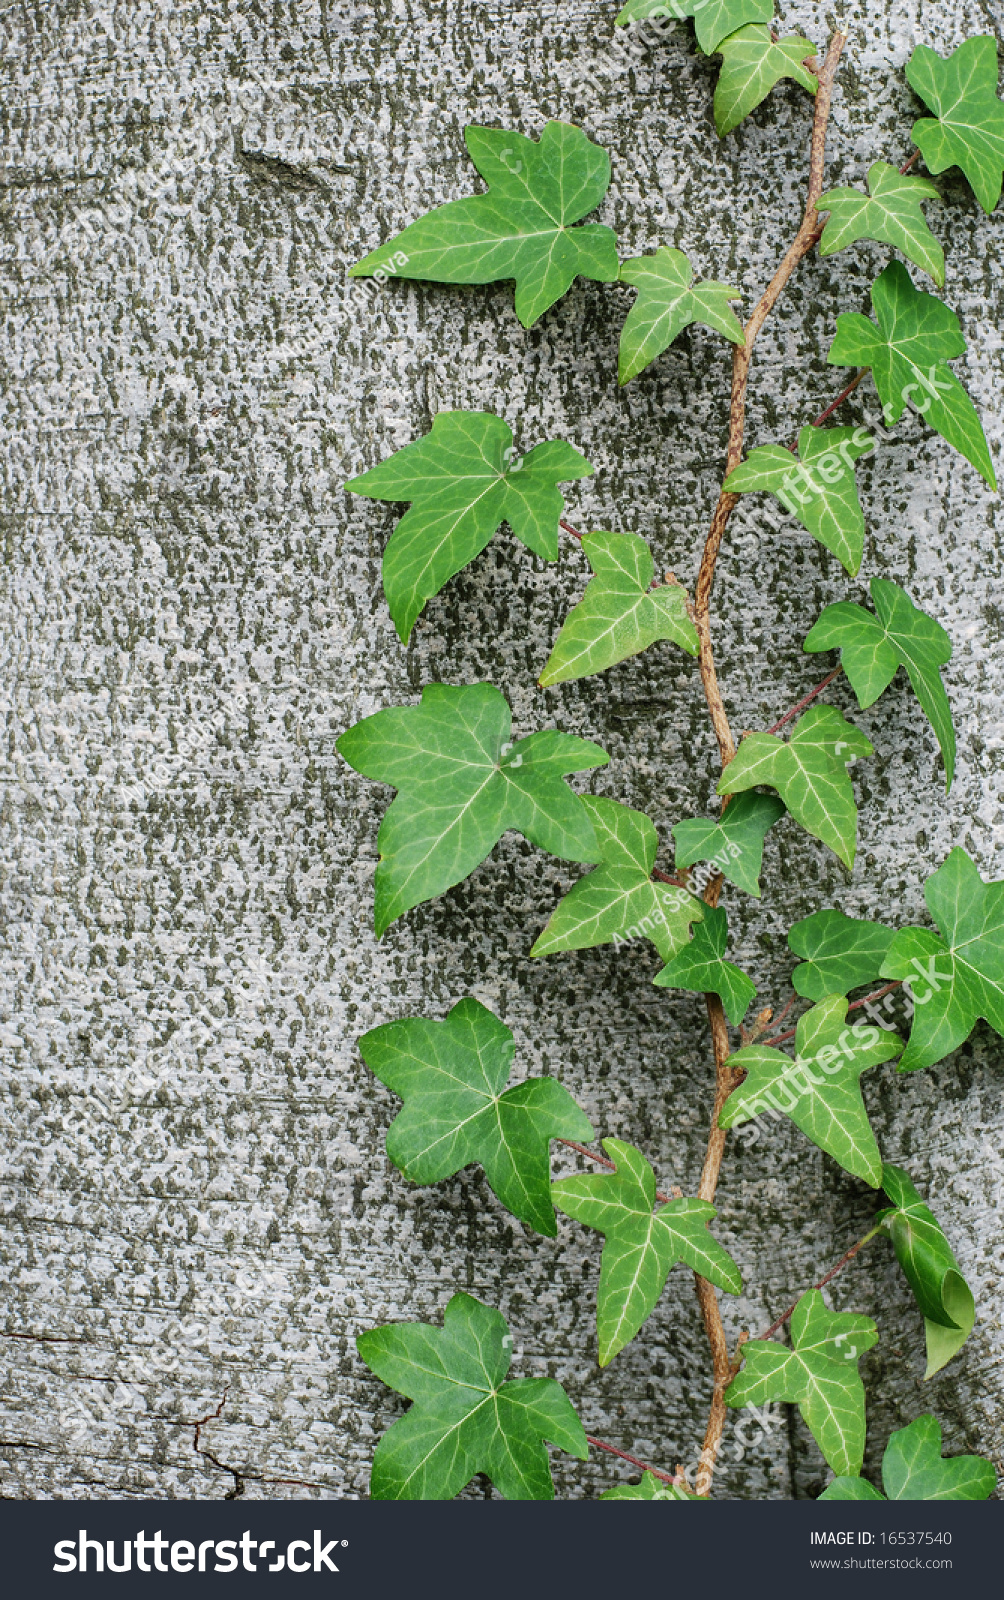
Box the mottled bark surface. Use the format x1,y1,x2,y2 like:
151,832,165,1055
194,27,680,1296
0,1,1001,1500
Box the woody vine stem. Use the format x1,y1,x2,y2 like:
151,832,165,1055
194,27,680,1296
690,27,847,1498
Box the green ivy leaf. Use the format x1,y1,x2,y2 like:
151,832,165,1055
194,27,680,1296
338,683,608,936
788,909,896,1001
672,792,785,899
350,122,620,328
616,0,773,58
727,1290,878,1477
821,1415,996,1501
539,531,699,687
717,706,872,870
617,247,744,384
654,905,756,1027
878,1164,975,1379
600,1472,699,1501
552,1138,741,1365
714,26,818,139
906,36,1004,215
358,998,592,1236
723,425,874,576
805,577,956,790
828,261,996,489
357,1292,588,1499
530,796,703,965
720,995,903,1186
880,847,1004,1072
348,412,593,643
818,161,945,286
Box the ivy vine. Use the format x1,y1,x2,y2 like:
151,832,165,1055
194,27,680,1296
341,11,1002,1501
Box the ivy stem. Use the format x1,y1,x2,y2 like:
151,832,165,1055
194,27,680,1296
789,369,867,449
758,1224,885,1340
689,27,847,1500
557,1138,678,1205
560,517,583,540
900,147,922,174
585,1435,683,1487
761,979,902,1049
652,865,691,889
764,665,843,735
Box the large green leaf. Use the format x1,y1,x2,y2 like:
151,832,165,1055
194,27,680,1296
720,995,903,1186
828,261,995,489
358,998,592,1236
600,1472,698,1501
618,247,744,384
878,1164,975,1379
357,1292,588,1499
539,531,698,687
805,577,956,790
789,908,896,1001
552,1138,741,1365
616,0,772,57
723,426,874,576
338,682,608,936
531,796,703,965
350,122,619,328
880,847,1004,1071
818,161,945,286
654,905,756,1026
348,412,592,642
727,1290,878,1477
673,792,785,899
821,1415,995,1501
906,36,1004,215
714,26,818,139
717,706,873,870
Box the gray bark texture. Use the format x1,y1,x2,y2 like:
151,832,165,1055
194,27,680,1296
1,0,1002,1501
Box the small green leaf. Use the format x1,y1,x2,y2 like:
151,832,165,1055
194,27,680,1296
921,1274,976,1382
359,998,592,1236
727,1290,878,1477
880,847,1004,1071
878,1163,976,1379
818,1475,885,1500
720,995,903,1187
348,412,593,642
357,1292,588,1499
350,122,620,328
600,1471,699,1501
821,1415,995,1500
717,705,873,870
618,247,744,384
616,0,773,57
907,36,1004,215
828,261,995,489
805,578,956,790
338,682,608,936
654,905,756,1026
531,796,703,965
539,531,698,687
724,426,874,576
882,1415,996,1499
818,161,945,286
714,25,818,139
552,1138,741,1365
673,792,785,899
788,909,896,1001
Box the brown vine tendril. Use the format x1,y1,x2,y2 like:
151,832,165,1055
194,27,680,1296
689,28,848,1498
